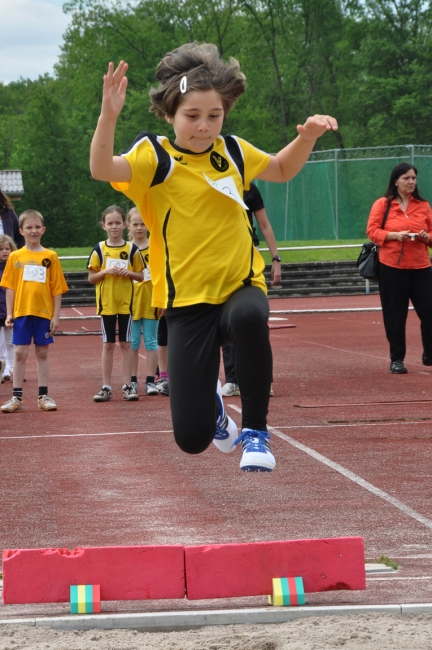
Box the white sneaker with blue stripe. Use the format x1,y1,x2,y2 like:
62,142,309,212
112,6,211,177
213,381,238,453
234,429,275,472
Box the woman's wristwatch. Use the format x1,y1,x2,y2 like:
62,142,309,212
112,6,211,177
272,255,282,262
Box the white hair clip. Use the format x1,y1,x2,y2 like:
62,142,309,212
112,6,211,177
180,75,187,93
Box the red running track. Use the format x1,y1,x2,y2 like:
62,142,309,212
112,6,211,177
1,293,432,617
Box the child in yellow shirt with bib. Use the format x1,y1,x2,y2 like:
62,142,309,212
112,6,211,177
90,43,337,472
0,210,68,412
88,205,144,402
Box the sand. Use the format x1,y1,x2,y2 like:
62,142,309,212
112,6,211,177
1,613,432,649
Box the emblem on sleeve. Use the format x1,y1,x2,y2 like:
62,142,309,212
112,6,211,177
210,151,229,172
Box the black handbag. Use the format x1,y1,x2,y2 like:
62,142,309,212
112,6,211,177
357,199,392,281
357,242,379,280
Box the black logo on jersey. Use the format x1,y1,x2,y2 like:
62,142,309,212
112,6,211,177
144,253,149,264
210,151,229,172
120,251,128,260
174,155,187,166
41,258,51,268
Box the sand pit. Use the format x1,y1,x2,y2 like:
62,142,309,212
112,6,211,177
1,613,432,649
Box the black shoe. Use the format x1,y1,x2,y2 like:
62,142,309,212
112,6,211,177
390,361,408,374
422,354,432,366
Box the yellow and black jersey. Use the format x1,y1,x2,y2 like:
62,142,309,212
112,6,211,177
133,245,158,321
112,133,271,308
1,248,68,319
87,240,144,315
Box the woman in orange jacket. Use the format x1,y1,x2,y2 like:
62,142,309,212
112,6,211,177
367,162,432,374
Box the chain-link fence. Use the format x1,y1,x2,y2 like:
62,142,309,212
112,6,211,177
255,144,432,241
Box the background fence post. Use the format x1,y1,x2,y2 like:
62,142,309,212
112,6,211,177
334,149,339,240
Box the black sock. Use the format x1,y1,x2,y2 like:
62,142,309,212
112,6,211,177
131,375,137,383
13,388,23,399
39,386,48,397
146,376,154,384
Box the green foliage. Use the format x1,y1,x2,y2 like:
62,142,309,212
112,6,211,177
259,239,363,263
2,0,432,246
365,554,399,570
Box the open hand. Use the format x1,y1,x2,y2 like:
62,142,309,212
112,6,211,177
101,61,129,119
297,115,338,142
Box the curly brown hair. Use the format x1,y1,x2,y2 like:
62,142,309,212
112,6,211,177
149,42,246,120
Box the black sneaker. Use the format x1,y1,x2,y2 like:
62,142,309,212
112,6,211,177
422,354,432,366
390,361,408,374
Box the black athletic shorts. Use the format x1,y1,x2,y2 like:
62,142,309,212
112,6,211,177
100,314,132,343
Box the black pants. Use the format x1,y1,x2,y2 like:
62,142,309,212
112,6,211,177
222,345,237,383
378,262,432,362
165,286,272,454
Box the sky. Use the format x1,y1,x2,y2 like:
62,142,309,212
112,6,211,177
0,0,72,84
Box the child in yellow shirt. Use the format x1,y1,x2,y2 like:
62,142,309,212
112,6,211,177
88,205,144,402
127,207,160,396
0,210,68,412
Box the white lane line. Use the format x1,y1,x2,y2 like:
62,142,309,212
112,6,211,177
271,426,432,532
293,337,389,360
228,404,432,532
275,421,429,429
0,430,173,440
393,555,432,559
72,307,84,316
367,576,432,581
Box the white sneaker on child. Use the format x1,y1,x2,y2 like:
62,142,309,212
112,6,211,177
213,380,238,453
234,429,275,472
221,382,240,396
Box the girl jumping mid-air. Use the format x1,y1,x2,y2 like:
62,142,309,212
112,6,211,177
90,42,337,472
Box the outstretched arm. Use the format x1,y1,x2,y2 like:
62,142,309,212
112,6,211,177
258,115,338,183
90,61,132,182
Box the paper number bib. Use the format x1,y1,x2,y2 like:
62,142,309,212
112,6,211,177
23,265,47,283
106,258,128,270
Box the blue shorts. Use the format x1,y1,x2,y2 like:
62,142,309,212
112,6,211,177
12,316,54,346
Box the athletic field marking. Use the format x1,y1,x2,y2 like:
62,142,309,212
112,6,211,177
3,418,426,442
295,398,432,408
285,336,432,370
72,307,84,316
367,576,432,581
0,430,173,441
393,555,432,559
293,337,389,360
270,307,414,314
270,426,432,532
228,404,432,531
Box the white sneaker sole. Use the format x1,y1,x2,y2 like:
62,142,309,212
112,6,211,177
240,450,276,472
